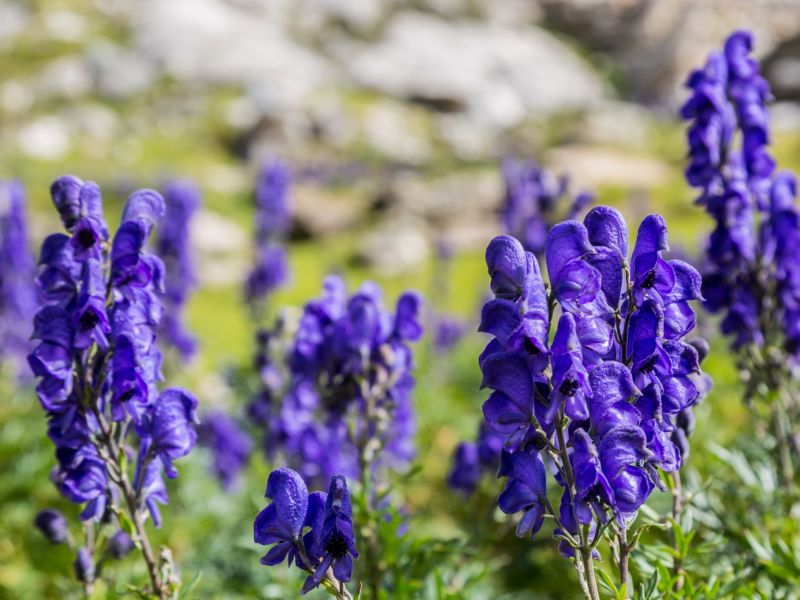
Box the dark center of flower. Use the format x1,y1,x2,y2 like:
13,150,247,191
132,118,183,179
76,228,97,249
524,337,540,355
641,269,657,289
79,309,100,330
323,530,349,559
639,354,658,374
559,377,579,397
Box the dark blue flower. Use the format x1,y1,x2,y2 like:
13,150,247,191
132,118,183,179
497,446,547,538
138,388,198,477
254,467,309,567
551,313,590,421
447,441,480,495
198,411,253,491
302,475,359,593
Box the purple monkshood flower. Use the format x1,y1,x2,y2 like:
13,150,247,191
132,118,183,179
254,468,358,596
107,530,135,559
245,161,292,311
302,475,359,593
157,179,201,361
500,158,593,256
34,509,69,544
254,275,422,486
447,423,504,496
683,31,800,367
0,180,39,375
198,411,253,491
478,205,706,568
28,175,199,593
432,314,466,354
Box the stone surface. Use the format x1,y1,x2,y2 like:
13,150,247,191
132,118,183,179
293,185,372,237
545,144,671,189
358,214,431,273
17,116,71,160
348,12,608,127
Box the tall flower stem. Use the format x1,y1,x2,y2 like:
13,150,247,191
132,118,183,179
91,407,165,598
355,378,385,600
617,527,630,598
555,412,601,600
670,471,685,591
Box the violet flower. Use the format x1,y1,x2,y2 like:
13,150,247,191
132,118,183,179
27,175,199,597
500,158,593,256
478,204,707,595
254,468,358,598
245,161,292,312
0,180,39,375
157,179,201,361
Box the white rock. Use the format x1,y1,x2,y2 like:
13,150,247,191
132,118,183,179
545,144,670,189
359,216,431,274
86,43,157,99
191,209,249,254
349,12,607,127
362,101,432,164
0,80,33,114
38,56,92,100
42,10,88,42
137,0,335,113
0,3,29,45
17,116,71,160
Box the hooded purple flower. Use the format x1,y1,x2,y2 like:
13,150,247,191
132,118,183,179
497,446,547,538
157,179,201,361
138,388,198,478
198,411,253,491
302,475,359,593
254,468,310,567
0,180,39,372
448,441,481,495
500,158,593,255
246,161,292,310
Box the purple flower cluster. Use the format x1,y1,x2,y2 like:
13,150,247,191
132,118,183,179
500,158,593,256
683,31,800,363
478,205,706,550
0,180,39,374
447,423,503,495
254,467,358,595
27,175,198,586
198,410,253,491
245,161,292,311
156,179,201,361
250,276,422,485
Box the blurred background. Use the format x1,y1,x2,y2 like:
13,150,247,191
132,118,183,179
3,0,800,598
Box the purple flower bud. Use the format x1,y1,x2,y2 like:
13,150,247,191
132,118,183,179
107,530,135,559
73,547,95,583
34,509,69,544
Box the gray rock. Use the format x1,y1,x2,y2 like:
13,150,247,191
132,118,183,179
578,100,653,148
293,185,371,237
545,144,670,189
86,43,157,99
0,3,29,45
358,215,431,273
17,116,71,160
540,0,800,106
137,0,335,114
348,12,608,128
38,56,92,100
362,101,433,164
392,170,502,222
